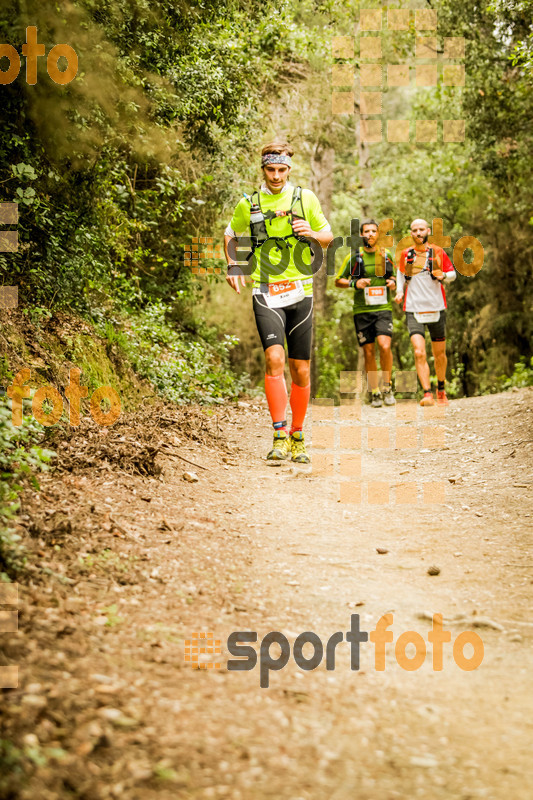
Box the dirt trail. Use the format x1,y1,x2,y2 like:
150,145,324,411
2,389,532,800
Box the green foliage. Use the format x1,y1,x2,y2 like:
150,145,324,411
0,400,56,577
0,0,314,408
489,0,533,72
0,0,310,314
1,0,530,407
500,357,533,390
322,0,533,397
99,301,249,404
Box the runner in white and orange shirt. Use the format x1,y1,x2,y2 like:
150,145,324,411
395,218,456,406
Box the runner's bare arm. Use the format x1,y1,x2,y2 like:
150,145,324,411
292,218,334,247
395,268,405,303
440,250,457,282
335,277,351,288
336,276,372,289
224,234,246,294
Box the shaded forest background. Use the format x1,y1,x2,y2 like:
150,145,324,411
1,0,532,406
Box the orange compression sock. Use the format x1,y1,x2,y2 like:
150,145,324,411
264,373,288,430
289,382,310,434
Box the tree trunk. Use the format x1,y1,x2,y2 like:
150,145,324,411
310,142,334,395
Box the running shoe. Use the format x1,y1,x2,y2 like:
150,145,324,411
290,431,310,463
436,389,449,406
382,386,396,406
420,391,435,406
370,390,383,408
267,430,291,460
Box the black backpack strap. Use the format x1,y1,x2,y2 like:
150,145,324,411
290,186,306,220
286,185,311,246
248,188,269,254
384,251,394,279
405,247,416,282
349,249,366,283
427,247,437,279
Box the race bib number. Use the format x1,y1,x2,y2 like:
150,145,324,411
265,280,305,308
364,285,387,306
414,311,441,323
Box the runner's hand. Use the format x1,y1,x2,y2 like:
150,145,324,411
432,269,444,281
226,274,246,294
291,218,314,237
386,278,396,289
394,293,403,304
356,278,371,289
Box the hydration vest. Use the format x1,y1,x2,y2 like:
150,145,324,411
405,247,436,282
245,186,310,260
349,248,394,283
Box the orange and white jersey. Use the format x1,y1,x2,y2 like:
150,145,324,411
396,245,456,312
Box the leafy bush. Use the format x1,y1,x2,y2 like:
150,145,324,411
102,301,249,404
501,357,533,390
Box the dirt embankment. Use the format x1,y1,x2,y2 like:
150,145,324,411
0,308,151,411
1,388,532,799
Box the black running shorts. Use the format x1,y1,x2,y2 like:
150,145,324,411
353,310,393,346
406,310,447,342
253,294,313,360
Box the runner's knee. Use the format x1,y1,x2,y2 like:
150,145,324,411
290,361,310,384
265,348,285,374
362,345,375,367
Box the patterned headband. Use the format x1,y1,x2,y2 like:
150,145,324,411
261,153,292,166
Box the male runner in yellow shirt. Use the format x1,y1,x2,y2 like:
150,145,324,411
224,142,333,462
